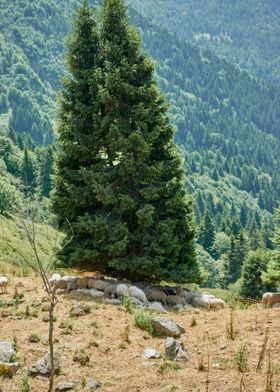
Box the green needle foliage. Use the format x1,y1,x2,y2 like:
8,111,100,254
52,0,199,283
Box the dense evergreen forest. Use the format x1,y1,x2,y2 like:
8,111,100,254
0,0,279,291
129,0,280,86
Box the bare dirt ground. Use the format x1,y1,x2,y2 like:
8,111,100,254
0,276,279,392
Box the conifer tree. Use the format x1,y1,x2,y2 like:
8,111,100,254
21,146,36,194
263,206,280,289
227,231,249,284
239,249,270,299
39,146,54,198
53,0,199,283
52,1,102,257
198,209,215,255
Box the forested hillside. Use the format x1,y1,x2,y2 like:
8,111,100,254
0,0,280,286
129,0,280,86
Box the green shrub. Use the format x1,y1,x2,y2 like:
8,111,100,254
134,309,155,335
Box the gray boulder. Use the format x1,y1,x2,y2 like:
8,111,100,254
165,337,190,362
29,352,60,377
87,379,101,390
143,348,161,360
147,302,167,314
0,342,14,362
55,382,75,391
152,317,185,338
69,289,105,302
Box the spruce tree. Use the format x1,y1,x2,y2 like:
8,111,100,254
39,146,54,198
52,1,102,258
263,206,280,289
239,249,271,299
227,231,249,284
53,0,199,283
198,209,215,255
21,146,36,194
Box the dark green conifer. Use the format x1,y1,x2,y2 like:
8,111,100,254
52,0,199,283
239,249,271,299
227,231,249,284
21,146,36,194
198,209,215,255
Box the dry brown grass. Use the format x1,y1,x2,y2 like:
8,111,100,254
0,276,279,391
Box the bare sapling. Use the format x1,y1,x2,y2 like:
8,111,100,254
0,201,73,392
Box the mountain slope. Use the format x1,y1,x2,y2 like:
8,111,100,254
0,0,279,241
128,0,280,86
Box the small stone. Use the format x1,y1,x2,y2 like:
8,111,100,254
87,378,101,390
69,289,105,301
41,296,49,302
165,337,190,362
147,302,167,314
143,348,161,360
55,382,75,391
8,315,22,320
29,352,60,377
41,303,51,312
219,345,227,350
0,342,15,362
42,314,50,322
173,304,184,311
152,317,185,338
70,303,91,318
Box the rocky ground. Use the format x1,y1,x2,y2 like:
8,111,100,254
0,276,279,391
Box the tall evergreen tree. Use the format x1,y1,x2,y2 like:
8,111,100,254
239,249,271,299
198,209,215,255
39,146,54,198
227,231,249,284
52,1,102,253
21,146,36,194
52,0,199,283
263,206,280,289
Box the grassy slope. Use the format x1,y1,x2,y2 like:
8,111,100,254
0,216,60,275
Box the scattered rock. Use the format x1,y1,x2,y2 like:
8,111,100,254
173,304,184,311
143,348,161,360
165,337,190,362
0,342,15,362
87,379,101,390
68,289,105,302
8,315,22,320
41,303,51,312
130,297,144,307
70,303,91,318
41,296,49,302
29,352,60,377
152,317,185,338
55,382,75,391
42,314,50,322
104,299,122,306
147,302,167,314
